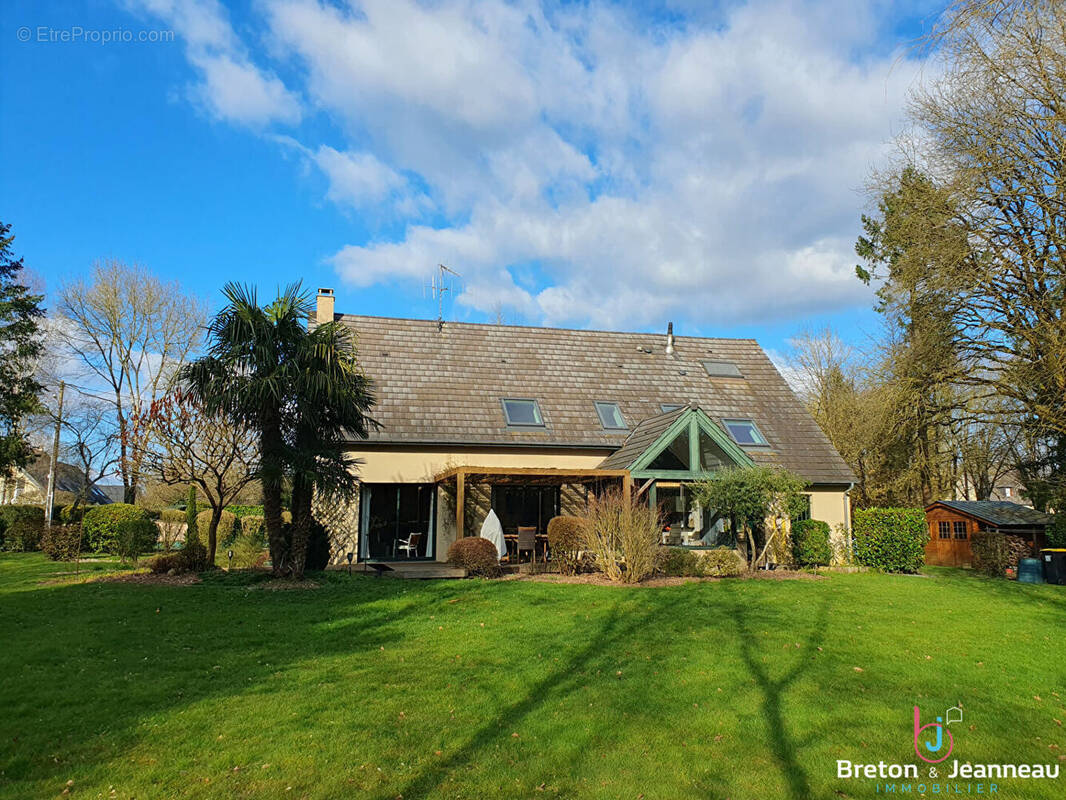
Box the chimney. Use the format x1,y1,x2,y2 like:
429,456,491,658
316,287,335,324
665,321,675,355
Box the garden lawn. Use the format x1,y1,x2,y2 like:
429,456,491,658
1,555,1064,800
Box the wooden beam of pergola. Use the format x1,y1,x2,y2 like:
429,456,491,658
434,465,631,484
435,465,633,538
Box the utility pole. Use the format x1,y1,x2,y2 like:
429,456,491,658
44,380,65,527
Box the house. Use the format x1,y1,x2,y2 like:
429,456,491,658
924,500,1055,567
312,289,856,565
0,451,112,507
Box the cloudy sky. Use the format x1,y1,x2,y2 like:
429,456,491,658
2,0,941,353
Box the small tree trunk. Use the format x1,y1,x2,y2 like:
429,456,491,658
260,420,287,575
289,474,313,579
207,504,223,568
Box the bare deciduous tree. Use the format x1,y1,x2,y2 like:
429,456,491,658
136,391,258,565
57,260,207,503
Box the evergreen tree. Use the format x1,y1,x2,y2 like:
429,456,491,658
0,221,45,475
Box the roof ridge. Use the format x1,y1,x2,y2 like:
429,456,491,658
336,313,758,343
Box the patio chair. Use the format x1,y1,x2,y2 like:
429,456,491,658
516,527,537,564
397,531,423,559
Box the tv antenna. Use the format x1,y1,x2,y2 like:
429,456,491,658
425,263,461,330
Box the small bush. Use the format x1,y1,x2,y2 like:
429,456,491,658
579,489,660,583
547,515,586,575
792,519,832,567
447,536,501,577
305,519,331,571
230,530,268,569
41,525,83,561
658,547,700,577
148,552,183,574
240,515,265,537
694,548,745,577
114,518,159,564
852,508,927,573
82,503,151,553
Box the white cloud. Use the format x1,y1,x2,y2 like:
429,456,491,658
134,0,930,329
126,0,301,126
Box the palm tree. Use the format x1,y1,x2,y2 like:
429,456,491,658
181,283,376,576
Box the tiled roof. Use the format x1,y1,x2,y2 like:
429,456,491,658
337,314,856,485
932,500,1055,528
597,406,687,470
22,451,112,504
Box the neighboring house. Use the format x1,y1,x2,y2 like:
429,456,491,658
955,469,1029,504
313,290,856,565
0,451,112,507
97,485,126,504
924,500,1055,567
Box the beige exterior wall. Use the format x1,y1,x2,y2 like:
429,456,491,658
344,445,613,483
808,486,852,565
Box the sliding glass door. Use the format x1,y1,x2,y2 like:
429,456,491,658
360,484,435,560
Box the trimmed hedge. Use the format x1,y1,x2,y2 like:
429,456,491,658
852,508,926,573
41,525,83,561
792,519,832,567
227,505,264,519
547,515,585,575
82,503,152,553
657,547,745,577
447,536,501,577
0,505,44,551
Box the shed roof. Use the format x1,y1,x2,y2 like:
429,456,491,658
928,500,1054,529
336,314,855,485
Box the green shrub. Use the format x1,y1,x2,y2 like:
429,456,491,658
852,508,927,573
0,505,44,551
40,525,83,561
305,519,331,571
447,536,501,577
114,518,159,564
240,515,265,537
230,529,268,569
658,547,700,577
694,548,745,577
227,505,264,519
195,509,238,546
0,504,44,549
1046,514,1066,549
148,552,183,575
82,503,151,553
178,487,207,572
792,519,832,567
547,515,586,575
58,504,86,525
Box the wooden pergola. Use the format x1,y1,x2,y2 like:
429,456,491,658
432,465,632,540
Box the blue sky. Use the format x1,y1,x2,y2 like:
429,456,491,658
1,0,941,358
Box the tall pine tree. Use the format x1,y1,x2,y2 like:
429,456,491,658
0,221,45,476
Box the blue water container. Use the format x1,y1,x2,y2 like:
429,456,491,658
1017,558,1044,584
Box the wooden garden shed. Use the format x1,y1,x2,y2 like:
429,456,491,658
924,500,1054,567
